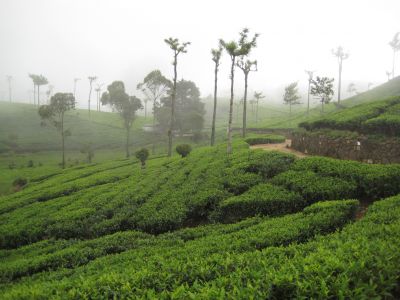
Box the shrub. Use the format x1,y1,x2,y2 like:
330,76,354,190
271,170,357,204
216,183,305,222
12,177,28,191
245,134,286,145
27,160,34,168
135,148,150,169
176,144,192,157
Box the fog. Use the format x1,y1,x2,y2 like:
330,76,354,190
0,0,399,107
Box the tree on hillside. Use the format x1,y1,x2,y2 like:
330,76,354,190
164,38,190,157
46,84,54,104
283,82,301,119
237,57,257,138
6,75,12,102
135,148,149,169
95,83,104,112
220,28,259,154
73,78,80,99
101,81,143,158
38,93,75,169
210,45,223,146
386,71,392,82
36,75,48,106
29,74,38,105
389,32,400,79
81,143,95,163
156,80,205,136
137,70,172,127
253,91,265,123
347,82,357,95
87,76,97,115
310,76,334,113
332,46,349,104
305,70,315,116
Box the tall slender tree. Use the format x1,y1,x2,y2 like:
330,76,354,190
164,38,190,157
87,76,97,115
36,75,48,106
6,76,12,102
38,93,75,168
73,78,80,99
386,71,392,82
237,58,257,137
310,76,334,113
210,45,222,146
389,32,400,79
95,83,104,111
332,46,349,104
305,70,315,115
28,74,38,105
283,82,301,120
253,91,265,123
220,28,259,154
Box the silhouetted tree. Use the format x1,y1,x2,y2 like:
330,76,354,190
347,82,357,95
73,78,80,99
81,143,95,163
305,70,315,115
156,80,205,135
137,70,171,125
253,91,265,123
386,71,392,82
389,32,400,78
87,76,97,115
210,45,223,146
220,28,259,154
6,76,12,102
135,148,149,169
237,57,257,137
176,144,192,157
101,81,143,158
95,83,104,112
310,76,334,113
283,82,301,119
164,38,190,157
332,46,349,104
46,84,54,104
38,93,75,168
36,75,48,106
28,74,38,105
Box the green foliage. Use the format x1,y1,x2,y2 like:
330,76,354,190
245,134,285,145
12,177,27,188
175,144,192,157
310,76,334,110
300,96,400,136
135,148,149,168
283,82,301,107
271,170,357,204
216,183,305,222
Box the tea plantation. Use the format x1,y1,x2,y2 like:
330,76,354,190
1,141,400,298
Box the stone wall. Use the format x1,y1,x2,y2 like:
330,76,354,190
291,132,400,164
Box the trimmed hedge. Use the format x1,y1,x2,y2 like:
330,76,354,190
216,183,305,222
271,170,358,204
245,134,286,145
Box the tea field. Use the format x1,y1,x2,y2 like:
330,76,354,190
1,140,400,298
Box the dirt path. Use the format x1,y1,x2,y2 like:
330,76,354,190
250,139,308,158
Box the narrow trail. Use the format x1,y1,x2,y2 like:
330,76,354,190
250,139,308,158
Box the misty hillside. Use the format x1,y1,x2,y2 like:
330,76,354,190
0,102,149,153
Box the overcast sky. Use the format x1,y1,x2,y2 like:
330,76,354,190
0,0,399,107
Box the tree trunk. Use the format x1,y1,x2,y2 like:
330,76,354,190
33,84,36,106
38,85,40,106
338,59,342,104
126,127,130,158
152,99,156,154
256,101,259,123
393,49,396,79
211,61,218,146
168,53,178,157
307,80,311,116
61,112,65,169
88,83,92,116
227,57,235,154
242,72,248,138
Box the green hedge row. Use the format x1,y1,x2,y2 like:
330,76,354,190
0,199,358,297
215,183,305,222
245,134,286,145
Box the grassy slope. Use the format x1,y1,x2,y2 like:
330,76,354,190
251,76,400,129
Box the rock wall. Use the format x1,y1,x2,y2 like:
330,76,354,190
291,132,400,164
